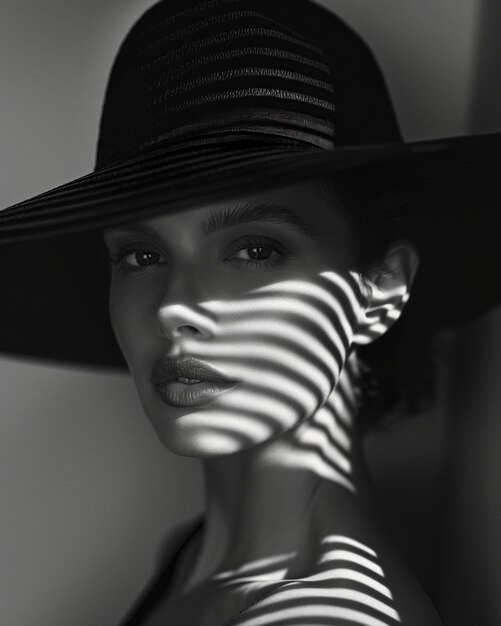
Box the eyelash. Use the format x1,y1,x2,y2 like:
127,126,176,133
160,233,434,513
108,236,290,273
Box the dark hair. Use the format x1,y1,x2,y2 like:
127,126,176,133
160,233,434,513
315,166,437,428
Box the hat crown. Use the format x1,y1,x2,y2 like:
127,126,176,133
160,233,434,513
95,0,402,168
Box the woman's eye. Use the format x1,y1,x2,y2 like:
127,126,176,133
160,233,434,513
233,245,277,261
225,236,290,270
109,246,164,270
128,250,161,266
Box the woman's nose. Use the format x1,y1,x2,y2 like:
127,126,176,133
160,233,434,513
157,302,216,340
155,272,217,341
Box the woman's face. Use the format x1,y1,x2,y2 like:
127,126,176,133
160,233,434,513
102,180,373,457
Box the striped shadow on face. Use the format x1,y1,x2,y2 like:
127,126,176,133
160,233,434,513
155,269,409,494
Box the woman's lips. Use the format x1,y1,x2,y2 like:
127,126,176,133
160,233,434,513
155,379,237,407
150,355,238,407
150,355,235,385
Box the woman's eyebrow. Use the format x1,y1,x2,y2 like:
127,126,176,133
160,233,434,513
200,202,317,239
103,202,317,239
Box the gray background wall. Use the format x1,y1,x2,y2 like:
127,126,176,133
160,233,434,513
1,1,500,625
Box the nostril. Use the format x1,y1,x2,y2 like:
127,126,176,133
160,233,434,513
179,324,200,335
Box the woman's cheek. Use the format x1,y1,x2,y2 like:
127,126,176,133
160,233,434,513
202,270,360,379
190,274,359,432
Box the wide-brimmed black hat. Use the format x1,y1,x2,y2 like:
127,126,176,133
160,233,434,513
1,0,500,369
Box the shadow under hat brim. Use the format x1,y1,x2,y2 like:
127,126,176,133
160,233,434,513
1,131,501,370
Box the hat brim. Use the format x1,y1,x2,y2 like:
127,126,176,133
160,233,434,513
1,131,501,369
0,131,498,243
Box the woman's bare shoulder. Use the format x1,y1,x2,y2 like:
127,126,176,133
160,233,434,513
227,531,443,626
229,576,442,626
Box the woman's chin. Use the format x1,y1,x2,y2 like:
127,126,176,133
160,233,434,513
146,412,265,458
154,427,255,458
138,386,298,458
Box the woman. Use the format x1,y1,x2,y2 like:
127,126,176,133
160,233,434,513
1,0,500,624
103,173,440,626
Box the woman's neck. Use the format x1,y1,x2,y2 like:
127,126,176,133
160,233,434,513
182,353,373,593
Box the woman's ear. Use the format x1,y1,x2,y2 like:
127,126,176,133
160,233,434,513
352,241,420,345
